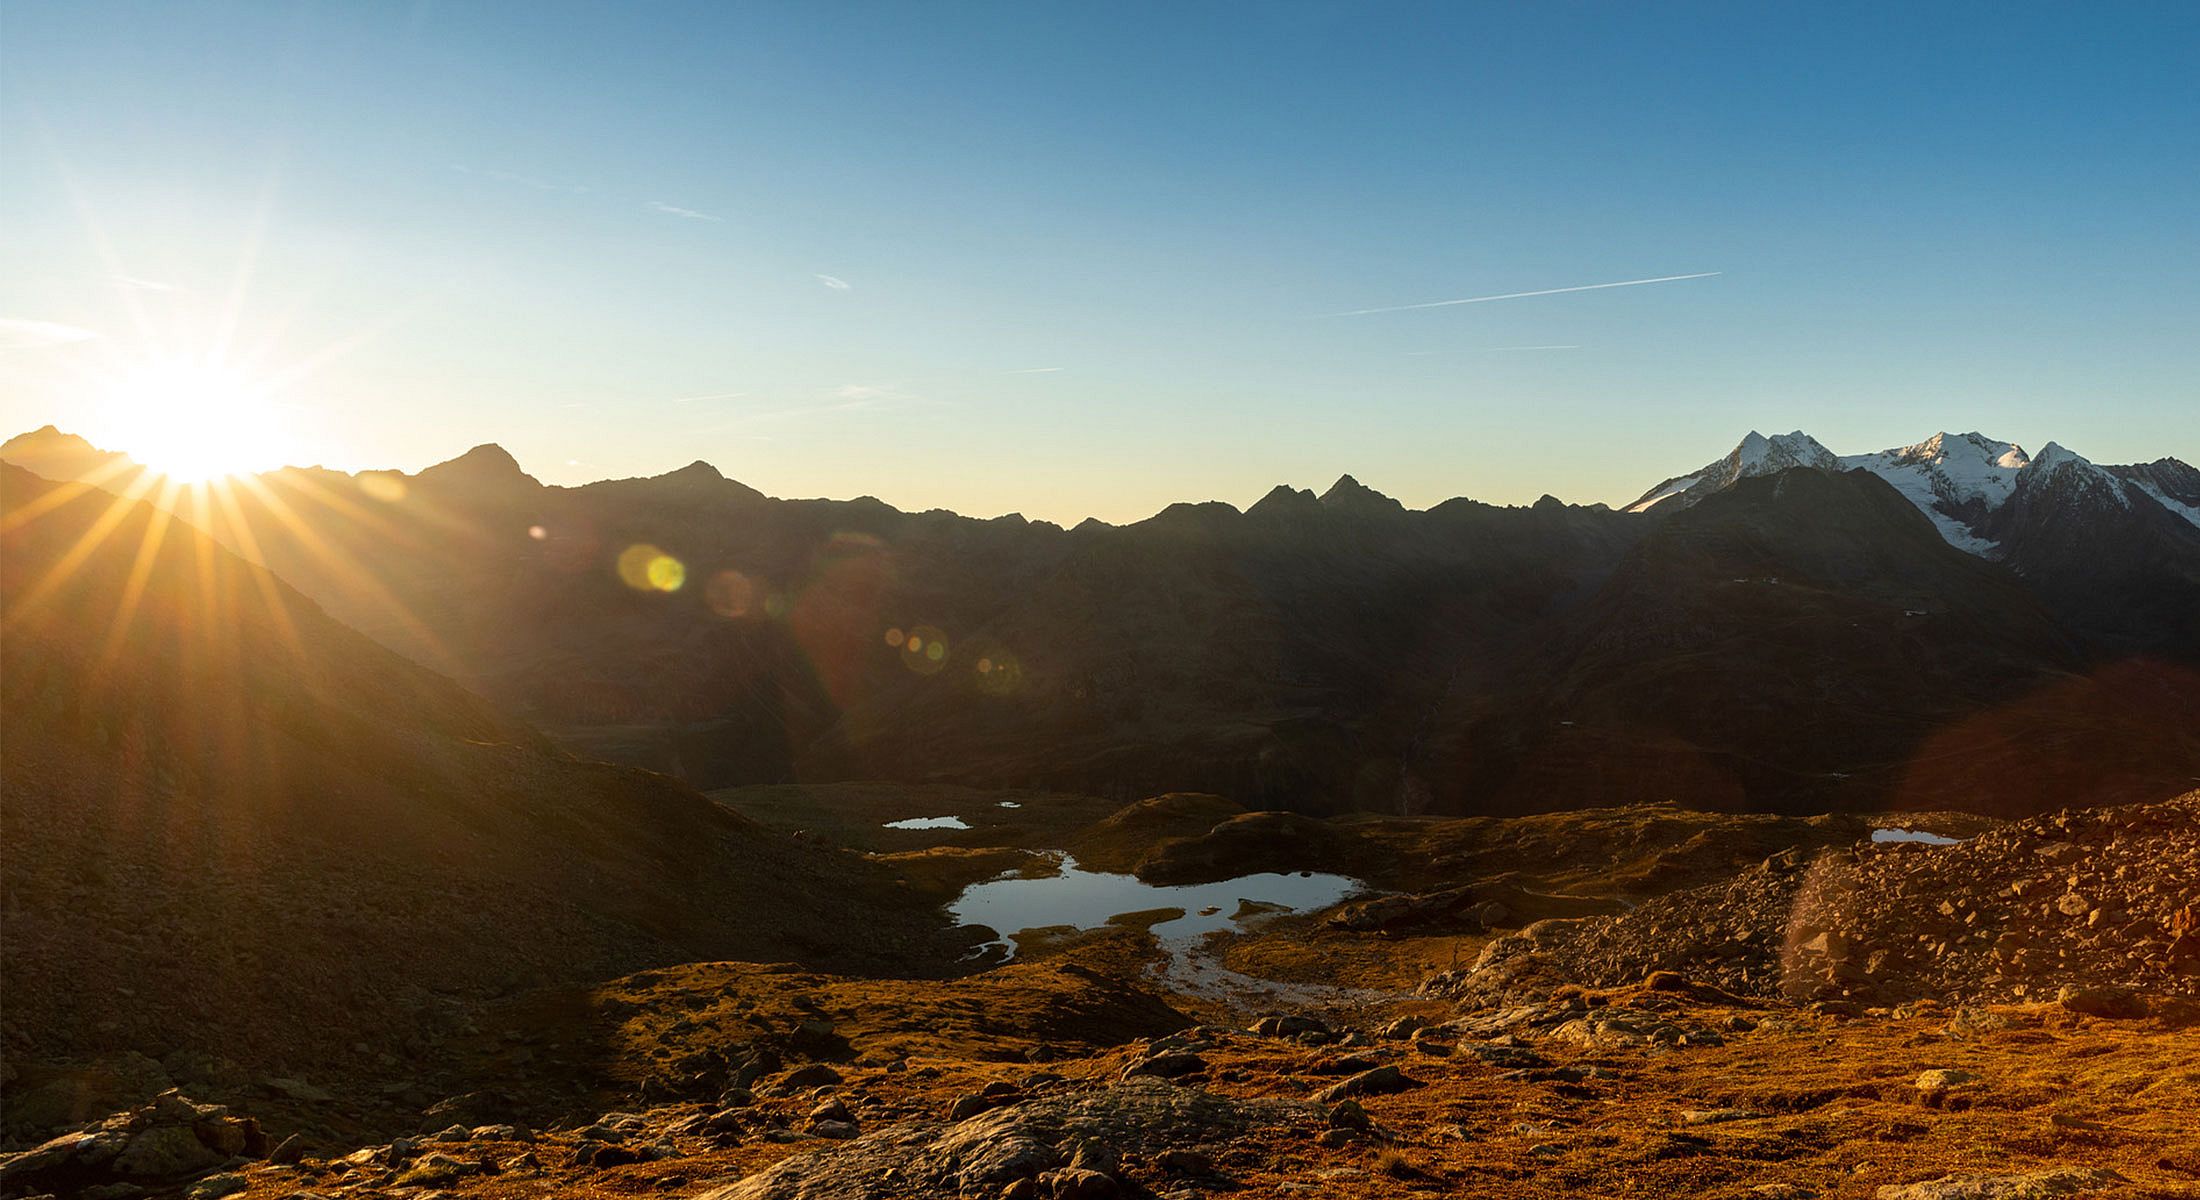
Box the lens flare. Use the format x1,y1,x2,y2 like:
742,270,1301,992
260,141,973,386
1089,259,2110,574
901,624,948,674
616,543,685,592
706,569,756,617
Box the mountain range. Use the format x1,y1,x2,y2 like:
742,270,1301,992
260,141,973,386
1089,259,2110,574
5,423,2197,819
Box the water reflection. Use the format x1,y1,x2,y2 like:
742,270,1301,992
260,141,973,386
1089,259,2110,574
950,854,1363,959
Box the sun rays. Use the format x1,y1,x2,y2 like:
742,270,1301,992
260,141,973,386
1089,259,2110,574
87,358,293,482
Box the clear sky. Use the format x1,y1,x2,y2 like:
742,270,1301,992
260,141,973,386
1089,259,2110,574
2,1,2195,522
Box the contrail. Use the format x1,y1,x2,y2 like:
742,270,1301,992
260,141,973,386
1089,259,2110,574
1331,271,1721,317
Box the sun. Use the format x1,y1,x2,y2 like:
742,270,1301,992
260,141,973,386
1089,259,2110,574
93,359,295,482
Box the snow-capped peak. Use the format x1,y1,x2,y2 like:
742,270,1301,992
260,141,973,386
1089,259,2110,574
1626,430,1836,513
2019,442,2131,510
1835,430,2030,524
1626,428,2183,554
2031,441,2085,471
1736,429,1838,473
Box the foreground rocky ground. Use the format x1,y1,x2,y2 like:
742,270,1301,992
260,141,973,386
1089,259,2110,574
7,791,2197,1199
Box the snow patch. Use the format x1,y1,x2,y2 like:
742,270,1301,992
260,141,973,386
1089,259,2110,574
1627,474,1700,513
2133,480,2200,528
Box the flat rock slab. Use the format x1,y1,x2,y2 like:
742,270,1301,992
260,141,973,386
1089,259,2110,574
698,1078,1316,1200
1875,1168,2126,1200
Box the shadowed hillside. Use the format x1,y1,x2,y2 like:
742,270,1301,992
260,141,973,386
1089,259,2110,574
0,464,958,1086
1440,469,2200,814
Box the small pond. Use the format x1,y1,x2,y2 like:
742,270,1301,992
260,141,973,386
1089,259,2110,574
949,853,1364,959
884,816,971,831
1872,828,1963,846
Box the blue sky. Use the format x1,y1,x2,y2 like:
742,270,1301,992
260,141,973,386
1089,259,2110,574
2,1,2194,521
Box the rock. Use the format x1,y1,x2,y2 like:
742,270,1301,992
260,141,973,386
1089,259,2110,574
771,1064,844,1094
267,1134,306,1165
429,1123,472,1142
260,1077,334,1103
112,1126,226,1179
394,1152,477,1186
184,1173,247,1199
808,1098,854,1124
1315,1064,1418,1103
1326,1099,1372,1131
2056,985,2147,1018
1122,1052,1206,1079
0,1091,269,1198
1041,1166,1119,1199
1249,1015,1328,1039
418,1092,515,1132
1874,1167,2125,1199
1156,1148,1215,1175
1379,1015,1432,1040
1066,1140,1118,1174
950,1092,1013,1121
809,1120,861,1140
696,1080,1312,1200
577,1142,649,1169
1914,1069,1981,1091
1678,1108,1766,1125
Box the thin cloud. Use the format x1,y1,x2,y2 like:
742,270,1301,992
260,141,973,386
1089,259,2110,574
1005,366,1065,374
115,275,182,293
668,390,746,404
1406,345,1581,356
453,164,591,194
815,274,851,290
832,383,911,403
684,388,930,436
648,201,724,222
1332,272,1721,317
0,318,100,351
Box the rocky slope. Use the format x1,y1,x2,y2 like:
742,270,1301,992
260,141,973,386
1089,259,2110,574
1441,792,2200,1009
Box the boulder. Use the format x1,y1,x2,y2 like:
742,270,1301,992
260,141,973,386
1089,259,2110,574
1314,1065,1418,1103
0,1091,266,1198
2056,985,2147,1019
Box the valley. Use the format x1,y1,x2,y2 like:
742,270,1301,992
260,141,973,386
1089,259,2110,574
5,433,2197,1199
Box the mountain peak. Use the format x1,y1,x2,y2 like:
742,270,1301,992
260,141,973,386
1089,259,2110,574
416,443,540,491
1733,430,1837,472
1626,430,1835,514
2032,441,2087,470
1247,483,1321,518
1319,474,1405,513
0,424,136,485
658,459,724,482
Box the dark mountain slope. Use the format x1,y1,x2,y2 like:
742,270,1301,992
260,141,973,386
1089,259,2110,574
821,481,1642,809
0,464,955,1082
1441,467,2200,815
1984,445,2200,658
61,447,1643,809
